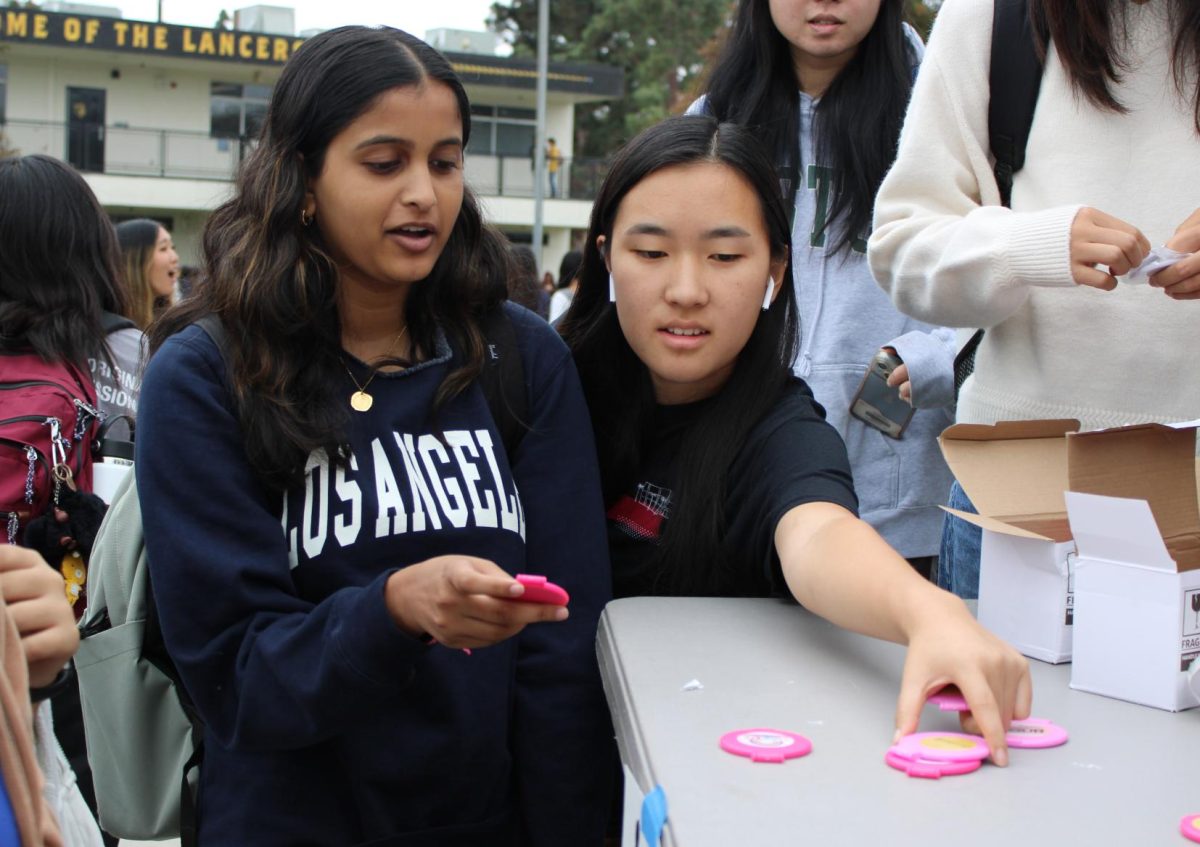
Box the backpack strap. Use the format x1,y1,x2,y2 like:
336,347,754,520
988,0,1046,208
955,0,1047,396
477,308,529,458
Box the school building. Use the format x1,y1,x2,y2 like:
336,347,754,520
0,4,623,273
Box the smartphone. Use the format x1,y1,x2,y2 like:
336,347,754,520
850,350,914,439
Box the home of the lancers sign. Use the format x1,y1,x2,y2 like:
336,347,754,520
0,9,304,65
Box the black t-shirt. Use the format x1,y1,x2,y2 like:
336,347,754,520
608,378,858,599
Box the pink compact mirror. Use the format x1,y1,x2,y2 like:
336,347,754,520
719,728,813,763
886,732,989,779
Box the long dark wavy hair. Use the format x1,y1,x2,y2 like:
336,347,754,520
699,0,917,255
559,116,799,596
0,154,127,367
1033,0,1200,133
150,26,510,491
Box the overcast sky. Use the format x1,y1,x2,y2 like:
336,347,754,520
116,0,498,41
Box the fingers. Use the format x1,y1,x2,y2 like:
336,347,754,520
955,677,1009,766
1169,208,1200,244
885,363,909,388
0,557,66,605
1070,207,1149,289
1150,250,1200,299
0,545,49,573
19,621,80,688
893,673,933,744
385,557,569,650
0,565,78,688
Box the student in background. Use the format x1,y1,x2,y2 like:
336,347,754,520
137,26,612,845
548,249,582,324
560,116,1030,765
509,244,550,318
869,0,1200,598
114,219,179,330
545,137,563,198
691,0,955,579
0,154,129,847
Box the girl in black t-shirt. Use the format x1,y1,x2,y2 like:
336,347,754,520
560,115,1031,765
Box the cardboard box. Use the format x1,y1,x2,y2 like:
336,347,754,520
939,420,1080,663
1064,422,1200,712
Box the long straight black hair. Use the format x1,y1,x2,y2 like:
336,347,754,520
559,116,799,596
0,154,127,367
1034,0,1200,133
151,26,510,492
699,0,916,255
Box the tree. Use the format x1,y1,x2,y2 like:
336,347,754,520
215,9,233,30
907,0,938,41
489,0,730,157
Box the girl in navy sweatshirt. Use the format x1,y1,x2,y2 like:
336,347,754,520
136,26,612,846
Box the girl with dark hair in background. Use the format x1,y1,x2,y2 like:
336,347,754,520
1,155,135,425
136,26,612,845
870,0,1200,597
560,115,1030,767
113,218,179,331
548,249,582,323
0,153,117,847
690,0,956,579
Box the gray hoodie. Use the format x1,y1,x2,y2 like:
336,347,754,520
691,25,954,558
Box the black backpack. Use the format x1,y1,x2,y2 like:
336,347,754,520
952,0,1047,393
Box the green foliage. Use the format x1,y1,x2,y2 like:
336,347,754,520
489,0,730,157
906,0,938,41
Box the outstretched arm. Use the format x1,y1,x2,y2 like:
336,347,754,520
775,501,1031,765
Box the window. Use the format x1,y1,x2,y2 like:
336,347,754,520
0,65,7,125
210,82,271,139
467,104,535,157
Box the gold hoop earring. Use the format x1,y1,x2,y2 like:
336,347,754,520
301,209,313,227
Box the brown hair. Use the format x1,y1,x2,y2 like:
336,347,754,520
115,218,166,329
1033,0,1200,132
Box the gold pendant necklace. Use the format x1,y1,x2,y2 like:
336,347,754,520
343,326,408,413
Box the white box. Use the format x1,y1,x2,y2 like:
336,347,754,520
1064,422,1200,711
939,420,1080,663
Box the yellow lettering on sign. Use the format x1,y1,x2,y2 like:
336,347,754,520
63,17,80,42
84,18,99,44
198,30,215,55
182,28,196,53
5,11,28,38
292,38,304,55
272,37,288,62
154,26,167,50
218,31,234,57
255,35,269,60
33,14,48,39
112,21,128,46
132,23,149,49
238,34,252,59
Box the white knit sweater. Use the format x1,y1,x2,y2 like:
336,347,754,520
869,0,1200,431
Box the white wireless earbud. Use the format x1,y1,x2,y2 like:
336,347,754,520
609,273,617,303
762,276,776,311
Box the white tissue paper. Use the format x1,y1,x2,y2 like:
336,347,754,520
1122,246,1191,285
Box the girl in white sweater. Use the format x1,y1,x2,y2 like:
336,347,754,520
869,0,1200,597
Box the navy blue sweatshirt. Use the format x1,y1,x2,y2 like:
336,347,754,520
136,304,614,846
